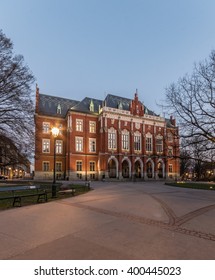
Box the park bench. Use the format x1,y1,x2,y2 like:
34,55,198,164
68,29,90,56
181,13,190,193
58,185,76,195
0,188,48,207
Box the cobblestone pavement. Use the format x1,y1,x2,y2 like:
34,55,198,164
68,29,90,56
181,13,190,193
0,181,214,259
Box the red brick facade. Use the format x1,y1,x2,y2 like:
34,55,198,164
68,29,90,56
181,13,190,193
34,87,180,180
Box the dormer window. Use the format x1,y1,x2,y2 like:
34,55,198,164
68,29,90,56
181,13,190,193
57,104,61,114
89,100,94,112
118,101,123,110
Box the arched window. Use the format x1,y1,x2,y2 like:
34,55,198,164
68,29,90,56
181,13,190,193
108,128,117,149
134,131,141,152
121,130,129,150
156,135,163,153
146,132,153,152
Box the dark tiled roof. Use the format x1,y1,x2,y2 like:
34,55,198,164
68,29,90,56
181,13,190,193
105,94,131,110
70,97,103,114
38,93,159,118
105,94,157,116
38,94,79,117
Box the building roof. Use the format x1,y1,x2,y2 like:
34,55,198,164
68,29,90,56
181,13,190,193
38,92,160,119
38,94,79,117
104,93,157,116
70,97,103,114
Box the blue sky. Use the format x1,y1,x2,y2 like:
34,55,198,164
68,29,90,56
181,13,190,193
1,0,215,113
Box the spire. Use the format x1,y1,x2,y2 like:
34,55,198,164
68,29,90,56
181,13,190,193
35,84,39,113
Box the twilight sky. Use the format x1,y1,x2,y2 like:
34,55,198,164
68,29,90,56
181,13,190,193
1,0,215,113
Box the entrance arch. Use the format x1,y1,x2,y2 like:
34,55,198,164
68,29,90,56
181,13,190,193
134,158,143,178
146,159,154,178
122,158,131,178
108,157,118,178
157,159,165,178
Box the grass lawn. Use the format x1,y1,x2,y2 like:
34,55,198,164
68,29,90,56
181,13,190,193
165,181,215,191
0,181,91,210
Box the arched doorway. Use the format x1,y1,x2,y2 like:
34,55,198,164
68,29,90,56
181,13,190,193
122,160,130,178
146,161,153,178
108,159,117,178
157,162,163,178
157,160,165,179
135,161,141,178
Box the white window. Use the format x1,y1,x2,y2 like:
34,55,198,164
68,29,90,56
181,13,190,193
89,121,96,133
42,139,50,153
89,138,96,152
122,130,129,150
108,128,117,149
156,136,163,153
76,119,83,131
76,161,82,171
90,161,95,171
56,162,62,172
42,122,50,133
56,140,63,154
76,137,83,152
146,133,152,152
134,133,141,151
43,161,50,171
169,164,173,173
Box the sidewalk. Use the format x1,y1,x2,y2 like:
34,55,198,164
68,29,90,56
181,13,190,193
0,181,214,259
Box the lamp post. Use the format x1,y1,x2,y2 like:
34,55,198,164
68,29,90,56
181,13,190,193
51,127,59,198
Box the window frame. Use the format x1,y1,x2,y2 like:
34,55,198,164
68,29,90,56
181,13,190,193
76,119,83,132
42,139,50,153
75,137,83,152
89,138,96,153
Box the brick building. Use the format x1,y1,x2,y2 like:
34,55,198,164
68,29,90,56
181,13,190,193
34,86,180,181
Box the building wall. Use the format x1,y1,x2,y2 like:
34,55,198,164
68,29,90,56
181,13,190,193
34,92,180,181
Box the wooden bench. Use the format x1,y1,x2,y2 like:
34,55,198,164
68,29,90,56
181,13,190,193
58,188,76,195
0,189,48,207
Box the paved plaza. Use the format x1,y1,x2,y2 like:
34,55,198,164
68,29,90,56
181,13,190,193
0,181,214,260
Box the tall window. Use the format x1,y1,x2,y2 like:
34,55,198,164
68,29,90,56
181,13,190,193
42,139,50,153
146,133,152,152
56,162,62,172
42,122,50,133
56,140,63,154
156,136,163,153
167,132,173,142
89,121,96,133
134,133,141,151
76,161,82,171
89,138,96,152
76,119,83,131
168,164,173,173
122,130,129,150
43,161,50,171
108,128,117,149
168,146,173,157
90,161,95,171
76,137,83,152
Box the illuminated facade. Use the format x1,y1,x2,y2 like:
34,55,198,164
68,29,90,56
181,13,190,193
34,86,180,180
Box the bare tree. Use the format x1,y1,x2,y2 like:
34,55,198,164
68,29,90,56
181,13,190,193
0,29,35,163
164,51,215,177
165,50,215,151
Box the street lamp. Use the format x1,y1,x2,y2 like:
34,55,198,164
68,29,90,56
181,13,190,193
51,126,59,198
